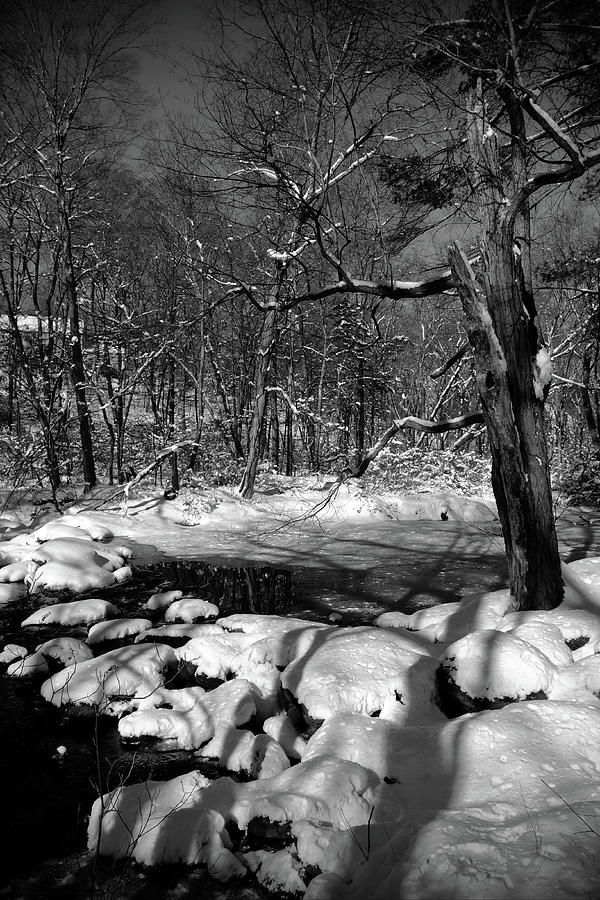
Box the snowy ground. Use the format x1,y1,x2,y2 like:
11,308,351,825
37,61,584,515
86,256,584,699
2,477,600,898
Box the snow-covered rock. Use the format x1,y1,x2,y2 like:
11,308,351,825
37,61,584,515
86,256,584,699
0,582,27,603
87,618,153,645
263,714,307,760
40,643,177,712
0,643,28,664
197,724,290,779
281,625,433,727
145,589,182,611
134,623,210,645
22,598,117,627
164,598,219,623
36,637,94,666
438,629,555,712
0,560,30,582
53,514,113,542
176,625,251,680
24,523,95,544
88,771,245,879
118,678,261,749
7,651,49,678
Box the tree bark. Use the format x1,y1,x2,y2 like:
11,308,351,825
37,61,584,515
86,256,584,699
238,305,278,497
60,189,97,493
449,245,562,611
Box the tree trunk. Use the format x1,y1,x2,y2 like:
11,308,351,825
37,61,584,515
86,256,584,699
449,245,562,611
60,190,96,493
238,306,278,497
447,82,564,612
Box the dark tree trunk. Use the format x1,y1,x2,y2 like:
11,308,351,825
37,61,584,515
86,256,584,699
60,189,96,493
238,306,278,497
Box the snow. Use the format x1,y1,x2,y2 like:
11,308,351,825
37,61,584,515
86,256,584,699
23,538,132,593
281,625,433,721
0,643,28,664
0,582,26,604
40,643,177,712
197,724,291,779
86,617,153,644
117,677,261,749
533,347,553,401
22,597,117,627
35,636,94,666
164,597,219,622
440,629,556,700
145,588,182,610
7,650,49,678
5,482,600,897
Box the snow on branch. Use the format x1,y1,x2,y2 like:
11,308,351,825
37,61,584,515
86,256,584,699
348,412,485,478
286,265,466,308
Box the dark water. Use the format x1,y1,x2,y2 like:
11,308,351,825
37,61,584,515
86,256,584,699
1,516,594,896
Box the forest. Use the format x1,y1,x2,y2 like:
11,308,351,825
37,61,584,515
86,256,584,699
4,3,600,899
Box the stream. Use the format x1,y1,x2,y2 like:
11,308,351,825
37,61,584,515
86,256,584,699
1,516,599,898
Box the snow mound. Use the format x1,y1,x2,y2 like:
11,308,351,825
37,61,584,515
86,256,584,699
7,650,49,678
164,598,219,623
90,754,382,869
439,629,556,704
0,582,27,603
23,538,132,594
24,523,95,544
0,643,28,664
53,513,113,541
145,589,182,611
0,560,30,582
176,626,252,680
36,636,94,666
217,613,330,638
40,643,177,712
244,849,307,896
118,678,261,749
134,623,210,645
22,598,117,627
198,724,290,779
311,801,600,899
88,771,244,879
263,714,307,760
304,701,600,814
87,618,153,645
281,625,433,724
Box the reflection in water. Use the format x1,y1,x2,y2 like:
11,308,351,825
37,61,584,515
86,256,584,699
134,560,295,617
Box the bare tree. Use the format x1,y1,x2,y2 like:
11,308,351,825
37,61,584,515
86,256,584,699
0,0,151,491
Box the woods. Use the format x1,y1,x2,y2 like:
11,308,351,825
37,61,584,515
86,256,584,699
1,0,600,611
